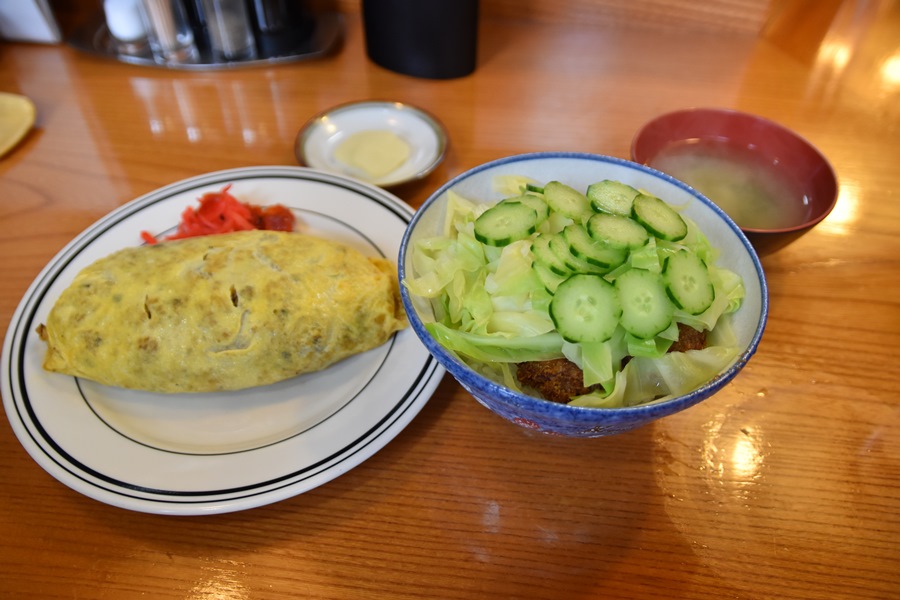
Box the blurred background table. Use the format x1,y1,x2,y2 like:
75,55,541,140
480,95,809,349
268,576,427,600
1,0,898,598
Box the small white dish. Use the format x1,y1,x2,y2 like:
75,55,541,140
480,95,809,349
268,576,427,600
296,100,448,187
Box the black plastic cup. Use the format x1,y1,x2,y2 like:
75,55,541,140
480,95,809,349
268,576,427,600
362,0,479,79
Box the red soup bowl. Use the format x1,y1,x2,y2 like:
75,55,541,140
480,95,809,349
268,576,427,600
631,108,838,254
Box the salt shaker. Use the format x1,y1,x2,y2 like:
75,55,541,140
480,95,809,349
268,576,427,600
103,0,149,54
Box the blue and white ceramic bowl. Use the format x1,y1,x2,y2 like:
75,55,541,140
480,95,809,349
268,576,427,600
399,153,768,437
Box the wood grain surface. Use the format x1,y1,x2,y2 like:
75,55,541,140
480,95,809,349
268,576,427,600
330,0,773,33
1,1,898,598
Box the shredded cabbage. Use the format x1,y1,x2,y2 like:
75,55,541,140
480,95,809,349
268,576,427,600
405,179,745,408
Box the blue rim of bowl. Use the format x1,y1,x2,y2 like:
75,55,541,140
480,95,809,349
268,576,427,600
399,151,769,421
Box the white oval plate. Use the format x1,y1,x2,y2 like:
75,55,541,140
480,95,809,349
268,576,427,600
1,166,444,515
296,101,448,187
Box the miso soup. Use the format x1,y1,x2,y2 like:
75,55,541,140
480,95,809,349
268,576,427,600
649,139,812,230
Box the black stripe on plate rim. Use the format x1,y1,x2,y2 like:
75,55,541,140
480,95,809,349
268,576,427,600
4,168,440,505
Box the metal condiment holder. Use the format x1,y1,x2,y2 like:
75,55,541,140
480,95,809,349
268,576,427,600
68,8,343,70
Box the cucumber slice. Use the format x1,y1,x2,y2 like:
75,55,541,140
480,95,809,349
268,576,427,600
586,180,640,216
525,183,545,194
615,268,674,339
531,233,571,276
550,274,622,343
474,201,539,247
632,194,688,242
543,181,592,220
562,224,627,270
533,260,567,293
547,232,605,275
587,212,650,250
501,194,549,224
663,249,715,314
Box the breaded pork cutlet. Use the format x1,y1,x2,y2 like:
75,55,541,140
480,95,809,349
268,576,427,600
516,358,602,404
516,323,708,403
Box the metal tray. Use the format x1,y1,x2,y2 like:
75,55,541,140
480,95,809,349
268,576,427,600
67,11,343,70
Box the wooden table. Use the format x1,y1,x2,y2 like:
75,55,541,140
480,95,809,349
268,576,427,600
1,3,898,598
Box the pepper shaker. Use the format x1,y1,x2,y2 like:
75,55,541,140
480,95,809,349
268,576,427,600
247,0,313,58
200,0,257,62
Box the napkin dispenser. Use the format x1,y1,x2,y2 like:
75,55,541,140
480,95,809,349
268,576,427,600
0,0,62,44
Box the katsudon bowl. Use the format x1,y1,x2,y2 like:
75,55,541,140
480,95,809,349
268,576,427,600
399,153,768,437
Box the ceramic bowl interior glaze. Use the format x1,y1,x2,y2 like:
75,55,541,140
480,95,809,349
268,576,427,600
399,152,768,437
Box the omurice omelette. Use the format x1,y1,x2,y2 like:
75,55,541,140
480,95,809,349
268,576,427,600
37,230,407,393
